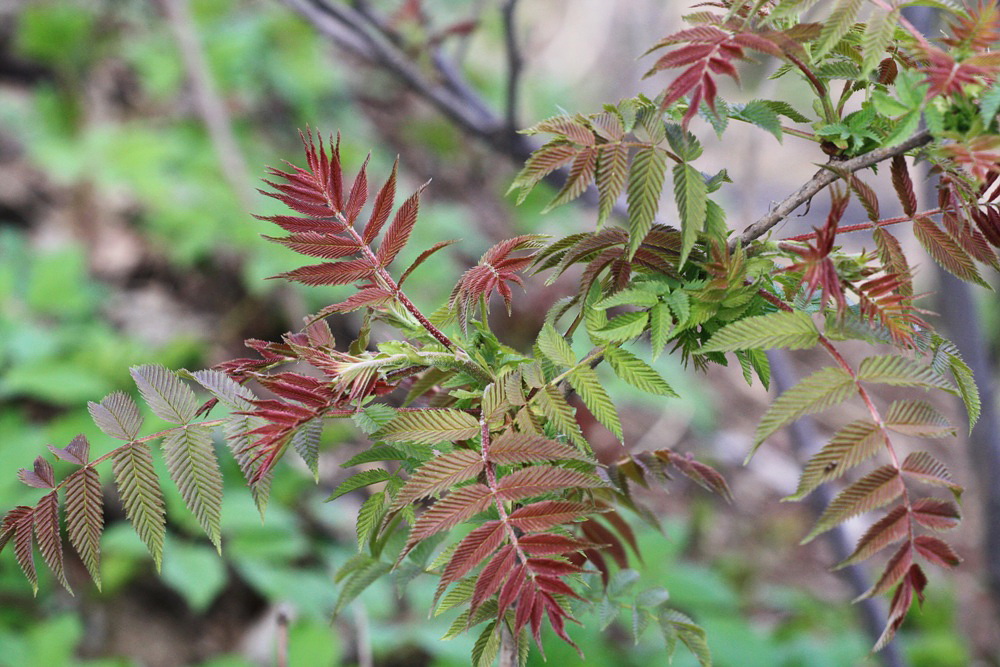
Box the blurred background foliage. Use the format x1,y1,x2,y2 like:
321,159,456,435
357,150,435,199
0,1,993,665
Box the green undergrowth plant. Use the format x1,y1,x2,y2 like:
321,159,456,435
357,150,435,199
4,1,1000,663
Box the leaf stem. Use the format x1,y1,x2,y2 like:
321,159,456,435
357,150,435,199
780,208,943,242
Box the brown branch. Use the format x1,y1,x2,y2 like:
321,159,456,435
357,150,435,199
732,130,933,251
501,0,523,133
278,0,530,157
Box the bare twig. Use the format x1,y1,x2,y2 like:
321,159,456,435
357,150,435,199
160,0,256,212
275,608,290,667
732,130,933,250
501,0,523,132
279,0,530,156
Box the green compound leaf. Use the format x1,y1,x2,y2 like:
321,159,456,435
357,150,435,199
328,469,394,501
162,424,223,552
698,310,819,353
596,143,629,227
750,366,855,461
604,346,677,396
627,146,668,260
130,364,199,425
673,163,707,266
356,491,386,551
333,557,391,617
537,323,577,368
856,355,956,392
291,419,323,480
815,0,865,58
569,366,623,440
375,409,480,445
112,442,166,570
534,386,589,452
649,302,673,361
659,609,711,667
861,7,898,77
593,311,649,343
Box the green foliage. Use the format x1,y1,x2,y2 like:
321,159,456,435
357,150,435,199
4,0,1000,664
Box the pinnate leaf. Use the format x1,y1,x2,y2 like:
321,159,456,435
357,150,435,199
901,451,962,498
48,434,90,466
65,467,104,588
593,312,649,342
438,520,506,590
88,391,143,441
390,449,484,512
913,215,988,287
112,442,166,569
569,366,623,440
533,386,589,451
857,355,956,391
403,484,493,555
699,310,818,353
18,456,55,489
328,469,393,501
786,420,882,501
911,498,961,531
489,433,591,464
162,424,223,552
131,364,199,425
377,183,427,266
537,323,576,368
596,143,629,227
508,501,593,533
291,419,323,480
751,366,854,459
913,535,961,568
860,540,912,600
495,466,604,502
673,163,707,265
375,409,480,445
363,158,397,243
627,146,668,260
837,505,909,568
12,507,36,593
803,465,903,543
815,0,865,58
189,370,256,410
34,492,69,592
884,400,954,438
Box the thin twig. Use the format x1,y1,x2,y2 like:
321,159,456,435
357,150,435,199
732,130,933,251
501,0,523,133
161,0,256,212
